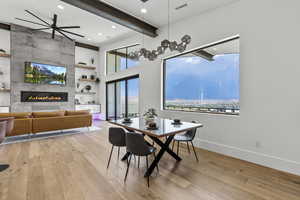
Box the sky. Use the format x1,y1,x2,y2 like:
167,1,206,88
165,54,239,101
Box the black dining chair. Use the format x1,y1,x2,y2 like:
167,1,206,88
107,127,127,169
124,132,158,187
172,121,199,161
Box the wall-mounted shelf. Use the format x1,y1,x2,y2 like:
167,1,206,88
75,92,96,95
78,78,97,82
0,89,10,92
0,53,10,58
75,64,96,70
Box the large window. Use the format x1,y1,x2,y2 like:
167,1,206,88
163,36,240,115
106,75,139,119
106,44,140,74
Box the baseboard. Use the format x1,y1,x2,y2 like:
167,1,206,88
194,138,300,176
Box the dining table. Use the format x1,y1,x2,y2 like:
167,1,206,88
108,117,203,177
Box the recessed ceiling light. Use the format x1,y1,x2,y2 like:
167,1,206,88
87,38,91,41
98,33,103,36
57,5,64,10
141,8,147,14
112,25,116,29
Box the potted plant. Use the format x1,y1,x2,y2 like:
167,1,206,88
143,108,157,123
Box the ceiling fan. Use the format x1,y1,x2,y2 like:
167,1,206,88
15,10,84,41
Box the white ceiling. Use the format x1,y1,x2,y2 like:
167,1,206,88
102,0,238,27
0,0,237,45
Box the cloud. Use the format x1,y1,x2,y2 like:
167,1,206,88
184,57,202,64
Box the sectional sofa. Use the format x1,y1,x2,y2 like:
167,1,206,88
0,110,92,136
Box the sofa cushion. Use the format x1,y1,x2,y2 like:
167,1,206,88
66,110,90,116
32,111,65,118
0,112,32,119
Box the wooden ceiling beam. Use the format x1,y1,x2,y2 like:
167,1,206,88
61,0,158,38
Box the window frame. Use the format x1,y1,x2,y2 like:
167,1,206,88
106,44,140,74
162,35,240,116
105,74,140,120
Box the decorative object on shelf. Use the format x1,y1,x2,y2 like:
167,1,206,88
128,0,191,61
0,71,3,75
92,100,95,104
91,57,95,65
15,10,84,41
81,75,88,79
143,108,157,123
76,82,80,89
80,89,84,93
0,49,6,53
78,62,87,65
95,78,100,83
85,85,92,92
75,98,80,104
90,75,95,80
0,83,6,89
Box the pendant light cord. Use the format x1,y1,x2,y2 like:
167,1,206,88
168,0,170,40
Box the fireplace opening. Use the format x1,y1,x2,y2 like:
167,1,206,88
21,91,68,102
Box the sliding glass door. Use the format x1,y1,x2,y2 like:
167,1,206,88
106,75,139,120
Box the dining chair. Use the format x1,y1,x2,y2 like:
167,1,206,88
107,127,127,169
172,121,199,161
0,121,9,172
124,132,158,187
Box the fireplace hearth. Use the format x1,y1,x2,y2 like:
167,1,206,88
21,91,68,102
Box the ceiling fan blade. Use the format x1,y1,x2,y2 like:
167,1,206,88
58,26,80,29
25,10,50,26
56,29,74,41
15,18,49,28
59,29,84,38
32,27,51,31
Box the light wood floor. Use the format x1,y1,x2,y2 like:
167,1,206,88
0,121,300,200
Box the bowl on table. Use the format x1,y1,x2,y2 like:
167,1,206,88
172,119,182,125
122,118,132,123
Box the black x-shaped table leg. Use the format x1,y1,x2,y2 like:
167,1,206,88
144,135,181,177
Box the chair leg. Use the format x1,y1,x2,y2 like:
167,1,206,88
191,141,199,162
186,142,191,154
107,145,114,169
117,147,120,160
172,140,175,151
177,141,180,156
146,156,149,187
124,154,132,182
138,156,140,168
153,152,159,173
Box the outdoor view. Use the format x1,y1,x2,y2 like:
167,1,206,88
164,38,240,114
24,62,67,85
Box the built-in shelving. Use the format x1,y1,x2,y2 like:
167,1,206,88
0,89,10,92
0,53,10,58
75,64,96,70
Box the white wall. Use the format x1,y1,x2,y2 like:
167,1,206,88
75,46,100,105
0,29,10,107
98,0,300,175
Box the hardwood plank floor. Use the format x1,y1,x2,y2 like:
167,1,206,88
0,121,300,200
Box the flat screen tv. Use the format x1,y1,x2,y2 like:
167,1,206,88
24,62,67,85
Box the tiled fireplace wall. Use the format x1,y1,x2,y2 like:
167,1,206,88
10,24,75,112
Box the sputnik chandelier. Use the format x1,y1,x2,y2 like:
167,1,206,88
129,0,192,61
